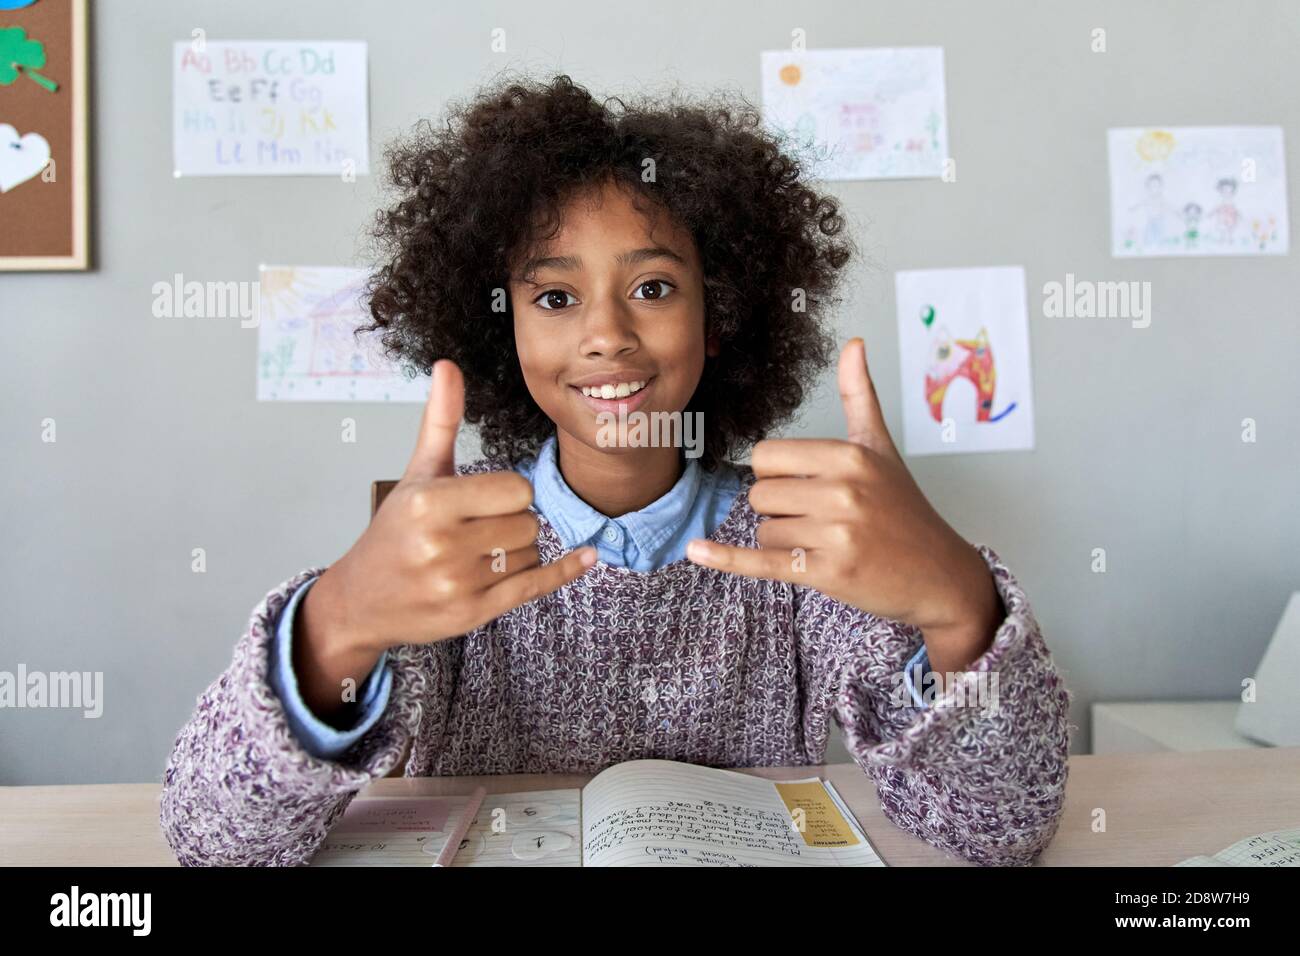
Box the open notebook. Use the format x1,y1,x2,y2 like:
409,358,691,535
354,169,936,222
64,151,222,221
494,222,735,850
1175,827,1300,867
310,759,885,867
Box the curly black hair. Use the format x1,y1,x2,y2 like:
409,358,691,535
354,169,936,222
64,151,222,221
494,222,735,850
362,72,855,471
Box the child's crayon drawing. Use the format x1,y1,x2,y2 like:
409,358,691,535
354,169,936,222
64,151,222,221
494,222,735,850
925,326,1017,425
896,267,1035,457
1108,127,1289,257
256,265,430,402
760,47,949,181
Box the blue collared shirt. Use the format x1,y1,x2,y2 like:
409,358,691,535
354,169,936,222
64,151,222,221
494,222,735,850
515,434,742,571
268,435,932,758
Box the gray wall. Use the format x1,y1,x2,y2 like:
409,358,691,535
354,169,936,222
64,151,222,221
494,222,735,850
3,0,1297,785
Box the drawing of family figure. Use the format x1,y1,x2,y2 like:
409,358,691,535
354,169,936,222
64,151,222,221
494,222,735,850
1127,173,1261,252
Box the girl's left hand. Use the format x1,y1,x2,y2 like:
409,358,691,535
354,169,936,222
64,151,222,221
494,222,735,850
686,338,1003,672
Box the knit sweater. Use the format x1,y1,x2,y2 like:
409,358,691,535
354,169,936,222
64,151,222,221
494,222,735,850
159,456,1073,866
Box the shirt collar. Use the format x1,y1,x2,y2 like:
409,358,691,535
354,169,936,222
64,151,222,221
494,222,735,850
523,434,703,556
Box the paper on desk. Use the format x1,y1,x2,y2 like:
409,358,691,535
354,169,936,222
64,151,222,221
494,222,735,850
1175,827,1300,867
333,796,452,833
309,789,582,867
310,795,463,866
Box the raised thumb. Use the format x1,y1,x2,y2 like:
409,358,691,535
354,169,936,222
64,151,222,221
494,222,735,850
838,337,897,458
404,359,464,480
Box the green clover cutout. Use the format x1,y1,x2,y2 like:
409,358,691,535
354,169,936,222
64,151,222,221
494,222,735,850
0,27,59,92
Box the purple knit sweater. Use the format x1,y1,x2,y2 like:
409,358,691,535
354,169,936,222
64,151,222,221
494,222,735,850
160,457,1073,866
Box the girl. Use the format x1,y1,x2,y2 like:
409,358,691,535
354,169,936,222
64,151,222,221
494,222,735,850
160,74,1072,867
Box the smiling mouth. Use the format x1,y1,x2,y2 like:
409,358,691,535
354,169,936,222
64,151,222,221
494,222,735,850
570,376,656,411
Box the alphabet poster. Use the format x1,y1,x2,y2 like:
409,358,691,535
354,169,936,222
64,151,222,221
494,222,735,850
1108,127,1289,257
894,267,1035,457
760,47,949,181
257,266,430,402
173,40,369,176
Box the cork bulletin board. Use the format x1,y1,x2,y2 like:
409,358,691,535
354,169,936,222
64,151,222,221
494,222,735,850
0,0,89,270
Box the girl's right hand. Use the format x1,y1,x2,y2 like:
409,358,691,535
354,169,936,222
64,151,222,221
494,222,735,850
300,359,597,665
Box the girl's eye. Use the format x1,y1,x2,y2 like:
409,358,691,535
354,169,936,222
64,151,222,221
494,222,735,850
535,290,575,311
632,279,675,301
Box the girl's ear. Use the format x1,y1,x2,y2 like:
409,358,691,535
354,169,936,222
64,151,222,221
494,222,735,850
705,331,720,357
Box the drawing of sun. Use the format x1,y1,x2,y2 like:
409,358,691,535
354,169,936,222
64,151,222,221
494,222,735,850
1136,130,1176,162
258,266,363,326
779,64,802,86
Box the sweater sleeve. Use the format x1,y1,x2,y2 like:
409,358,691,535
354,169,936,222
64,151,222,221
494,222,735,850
159,568,438,866
268,575,394,759
795,544,1073,866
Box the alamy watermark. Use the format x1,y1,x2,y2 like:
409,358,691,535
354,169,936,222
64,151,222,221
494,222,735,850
151,273,260,327
595,410,705,459
890,663,1001,715
1042,273,1151,328
50,886,150,936
0,665,103,718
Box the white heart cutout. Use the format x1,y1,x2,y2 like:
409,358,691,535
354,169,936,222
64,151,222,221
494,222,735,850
0,123,52,193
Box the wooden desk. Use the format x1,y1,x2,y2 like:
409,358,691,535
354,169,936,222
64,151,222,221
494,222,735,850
3,748,1298,866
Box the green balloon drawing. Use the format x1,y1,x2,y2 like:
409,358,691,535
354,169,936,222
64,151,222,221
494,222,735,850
920,305,936,328
0,27,59,92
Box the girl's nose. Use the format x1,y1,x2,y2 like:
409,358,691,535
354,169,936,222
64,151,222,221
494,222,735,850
578,295,639,356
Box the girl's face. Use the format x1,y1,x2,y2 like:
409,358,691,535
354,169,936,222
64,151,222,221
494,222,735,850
509,179,714,457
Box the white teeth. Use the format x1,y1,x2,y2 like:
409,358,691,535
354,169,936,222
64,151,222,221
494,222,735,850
581,380,646,398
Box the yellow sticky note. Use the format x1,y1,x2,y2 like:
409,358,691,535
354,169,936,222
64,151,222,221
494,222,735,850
774,781,860,848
